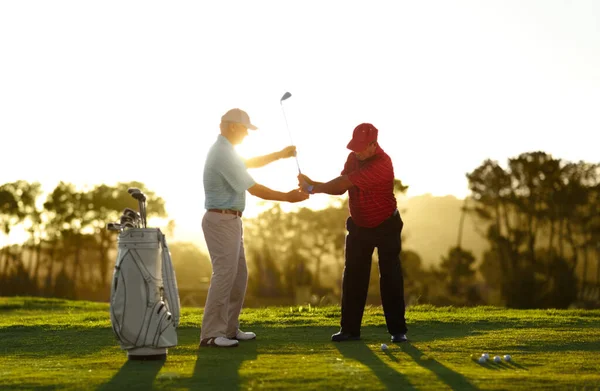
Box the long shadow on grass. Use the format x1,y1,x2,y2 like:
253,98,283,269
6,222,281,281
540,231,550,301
97,358,165,391
335,342,417,391
401,343,479,390
186,340,258,390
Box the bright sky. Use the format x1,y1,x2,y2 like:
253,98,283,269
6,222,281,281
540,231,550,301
1,1,599,247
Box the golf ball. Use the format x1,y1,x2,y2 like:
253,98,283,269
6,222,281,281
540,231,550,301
478,356,487,364
493,356,501,363
482,353,490,360
381,343,388,350
504,354,512,362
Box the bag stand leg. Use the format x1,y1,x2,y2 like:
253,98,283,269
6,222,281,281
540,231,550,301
127,347,168,361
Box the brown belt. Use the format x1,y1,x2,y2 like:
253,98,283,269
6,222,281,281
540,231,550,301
208,209,243,217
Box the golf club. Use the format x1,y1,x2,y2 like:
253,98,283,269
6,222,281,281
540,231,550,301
120,215,136,229
279,91,301,174
120,213,140,229
107,222,123,232
122,208,141,228
127,188,146,227
127,188,147,228
130,190,147,228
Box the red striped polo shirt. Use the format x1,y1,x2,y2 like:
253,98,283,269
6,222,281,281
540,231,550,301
341,146,397,228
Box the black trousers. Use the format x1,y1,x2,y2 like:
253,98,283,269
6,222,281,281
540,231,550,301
340,210,408,336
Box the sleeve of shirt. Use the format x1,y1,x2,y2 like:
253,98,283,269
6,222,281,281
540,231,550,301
219,154,256,193
346,156,393,190
340,153,353,176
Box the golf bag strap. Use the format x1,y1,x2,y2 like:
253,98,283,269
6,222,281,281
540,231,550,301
159,230,181,327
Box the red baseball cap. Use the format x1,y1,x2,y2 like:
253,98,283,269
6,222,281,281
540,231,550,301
346,123,378,152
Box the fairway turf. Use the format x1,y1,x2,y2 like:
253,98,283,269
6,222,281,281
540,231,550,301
1,297,599,390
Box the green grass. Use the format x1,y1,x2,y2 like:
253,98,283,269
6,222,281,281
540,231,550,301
1,297,599,390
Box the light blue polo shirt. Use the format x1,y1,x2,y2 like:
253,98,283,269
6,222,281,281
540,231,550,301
204,135,256,212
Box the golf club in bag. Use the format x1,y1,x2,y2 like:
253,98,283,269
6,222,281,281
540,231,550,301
107,188,181,360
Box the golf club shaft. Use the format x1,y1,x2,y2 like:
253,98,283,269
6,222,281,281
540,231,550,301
280,105,301,174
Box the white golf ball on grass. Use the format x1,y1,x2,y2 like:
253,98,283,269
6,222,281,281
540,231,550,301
381,343,388,350
493,356,501,363
478,356,487,364
482,353,490,360
504,354,512,362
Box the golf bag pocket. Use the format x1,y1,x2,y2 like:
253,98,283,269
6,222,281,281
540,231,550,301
110,250,150,347
145,300,177,348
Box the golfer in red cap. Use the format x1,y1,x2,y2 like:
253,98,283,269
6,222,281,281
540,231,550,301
298,123,408,343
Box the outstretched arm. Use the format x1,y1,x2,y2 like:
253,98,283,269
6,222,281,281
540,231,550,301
248,183,308,202
298,174,353,196
245,146,296,169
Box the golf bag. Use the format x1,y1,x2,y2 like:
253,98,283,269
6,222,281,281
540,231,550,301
109,227,180,360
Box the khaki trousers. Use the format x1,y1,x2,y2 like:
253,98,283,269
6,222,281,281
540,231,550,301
200,211,248,340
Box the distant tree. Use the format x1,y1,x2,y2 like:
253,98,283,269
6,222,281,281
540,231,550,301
399,249,426,305
22,183,44,292
438,246,481,305
0,181,40,286
293,204,347,291
467,152,600,308
167,241,212,306
244,205,295,299
281,240,314,298
0,187,19,281
477,249,504,305
246,243,285,298
43,182,90,298
168,241,211,288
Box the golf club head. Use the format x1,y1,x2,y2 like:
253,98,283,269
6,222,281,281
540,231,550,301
125,214,140,224
122,213,140,227
131,191,147,202
123,207,137,214
120,215,135,226
127,187,140,194
106,222,122,231
280,92,292,103
121,221,136,229
122,208,140,219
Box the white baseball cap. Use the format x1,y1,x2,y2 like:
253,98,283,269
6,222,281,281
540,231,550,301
221,108,258,130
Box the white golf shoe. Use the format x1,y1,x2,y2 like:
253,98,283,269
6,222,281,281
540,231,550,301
235,330,256,341
200,336,239,348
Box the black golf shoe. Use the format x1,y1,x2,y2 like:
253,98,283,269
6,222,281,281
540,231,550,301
391,334,408,343
331,331,361,342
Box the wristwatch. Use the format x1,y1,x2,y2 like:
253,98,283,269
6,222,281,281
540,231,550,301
306,185,314,194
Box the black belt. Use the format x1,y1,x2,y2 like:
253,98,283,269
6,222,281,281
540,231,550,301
382,209,398,222
208,209,242,217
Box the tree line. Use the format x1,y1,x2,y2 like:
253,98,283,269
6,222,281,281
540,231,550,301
0,181,170,300
467,151,600,308
1,151,599,308
242,151,600,309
